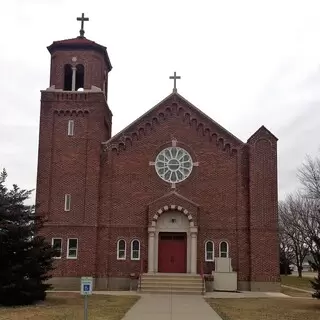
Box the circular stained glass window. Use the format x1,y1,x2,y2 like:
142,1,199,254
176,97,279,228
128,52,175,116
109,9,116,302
155,147,193,183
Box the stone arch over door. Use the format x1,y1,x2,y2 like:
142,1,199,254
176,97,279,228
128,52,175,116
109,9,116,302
148,204,198,274
151,204,195,227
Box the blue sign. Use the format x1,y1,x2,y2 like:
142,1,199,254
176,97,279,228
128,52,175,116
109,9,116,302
83,284,90,292
81,277,93,295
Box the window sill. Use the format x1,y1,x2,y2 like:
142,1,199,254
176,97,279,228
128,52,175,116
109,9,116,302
67,257,78,260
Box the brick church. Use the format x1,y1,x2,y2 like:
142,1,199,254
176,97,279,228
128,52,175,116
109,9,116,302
36,14,280,292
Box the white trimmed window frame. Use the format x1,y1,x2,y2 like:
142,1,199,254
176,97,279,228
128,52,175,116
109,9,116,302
219,241,229,258
117,239,126,260
130,239,140,261
64,194,71,211
51,238,62,259
68,120,74,136
67,238,78,259
205,240,214,262
154,147,193,184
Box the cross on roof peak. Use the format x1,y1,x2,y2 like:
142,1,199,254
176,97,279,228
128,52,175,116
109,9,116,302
169,72,181,93
77,13,89,38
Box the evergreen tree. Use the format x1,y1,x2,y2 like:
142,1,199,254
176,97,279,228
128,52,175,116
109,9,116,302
309,235,320,299
0,169,56,306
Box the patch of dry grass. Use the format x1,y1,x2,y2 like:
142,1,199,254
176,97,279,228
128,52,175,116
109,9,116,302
0,292,139,320
281,275,314,290
207,298,320,320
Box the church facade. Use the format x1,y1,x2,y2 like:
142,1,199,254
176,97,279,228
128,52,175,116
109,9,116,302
36,17,280,292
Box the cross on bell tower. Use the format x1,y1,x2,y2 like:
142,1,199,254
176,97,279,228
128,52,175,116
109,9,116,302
77,13,89,38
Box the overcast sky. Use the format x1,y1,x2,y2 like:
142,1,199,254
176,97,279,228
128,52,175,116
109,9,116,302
1,0,320,202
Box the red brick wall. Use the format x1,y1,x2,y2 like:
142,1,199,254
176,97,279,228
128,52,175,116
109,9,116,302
36,43,279,286
36,92,111,219
98,95,250,278
36,47,113,279
36,91,111,278
235,145,251,282
43,226,97,277
248,128,279,282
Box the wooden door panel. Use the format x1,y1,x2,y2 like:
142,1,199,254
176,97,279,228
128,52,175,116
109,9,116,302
158,233,186,273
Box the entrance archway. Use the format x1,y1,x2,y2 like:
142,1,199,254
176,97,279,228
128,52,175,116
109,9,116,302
148,205,198,274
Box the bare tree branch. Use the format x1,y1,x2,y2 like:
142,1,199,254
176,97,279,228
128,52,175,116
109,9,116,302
279,193,311,277
298,155,320,199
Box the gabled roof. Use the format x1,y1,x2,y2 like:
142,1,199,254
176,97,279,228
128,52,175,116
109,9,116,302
104,91,244,147
47,36,112,71
247,125,278,143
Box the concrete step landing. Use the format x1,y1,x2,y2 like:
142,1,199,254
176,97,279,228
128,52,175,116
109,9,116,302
139,273,204,295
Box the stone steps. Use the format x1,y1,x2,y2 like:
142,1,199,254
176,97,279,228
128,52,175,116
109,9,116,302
142,283,203,288
140,289,203,295
139,273,204,295
141,278,201,283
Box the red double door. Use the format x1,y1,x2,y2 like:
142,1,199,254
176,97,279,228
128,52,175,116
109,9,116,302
158,232,187,273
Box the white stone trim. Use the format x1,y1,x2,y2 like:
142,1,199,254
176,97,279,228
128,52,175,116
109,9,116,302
67,238,78,259
151,204,193,225
148,209,198,274
219,240,229,258
130,239,140,260
190,232,198,273
205,240,214,262
64,194,71,211
117,239,126,260
71,66,76,91
51,238,62,259
67,120,74,136
148,227,156,272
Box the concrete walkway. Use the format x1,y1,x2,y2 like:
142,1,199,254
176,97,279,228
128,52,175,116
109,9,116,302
281,284,314,294
49,289,290,298
205,290,289,298
122,294,222,320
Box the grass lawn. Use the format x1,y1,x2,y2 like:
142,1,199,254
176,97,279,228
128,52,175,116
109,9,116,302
0,292,139,320
207,298,320,320
281,275,314,291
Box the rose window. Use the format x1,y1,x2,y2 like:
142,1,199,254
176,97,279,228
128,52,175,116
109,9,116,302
155,147,193,183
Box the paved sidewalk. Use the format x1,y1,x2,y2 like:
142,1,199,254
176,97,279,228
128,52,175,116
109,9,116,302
122,294,222,320
49,289,293,298
205,290,289,298
281,284,314,294
49,289,290,298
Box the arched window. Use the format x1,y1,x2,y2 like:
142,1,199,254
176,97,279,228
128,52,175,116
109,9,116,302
131,239,140,260
64,64,72,91
219,241,229,258
117,239,126,260
205,241,214,261
75,64,84,90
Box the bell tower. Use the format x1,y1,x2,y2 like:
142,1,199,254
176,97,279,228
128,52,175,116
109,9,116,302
36,13,112,237
47,13,112,98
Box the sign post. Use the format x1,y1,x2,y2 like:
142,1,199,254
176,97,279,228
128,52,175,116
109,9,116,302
81,277,93,320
